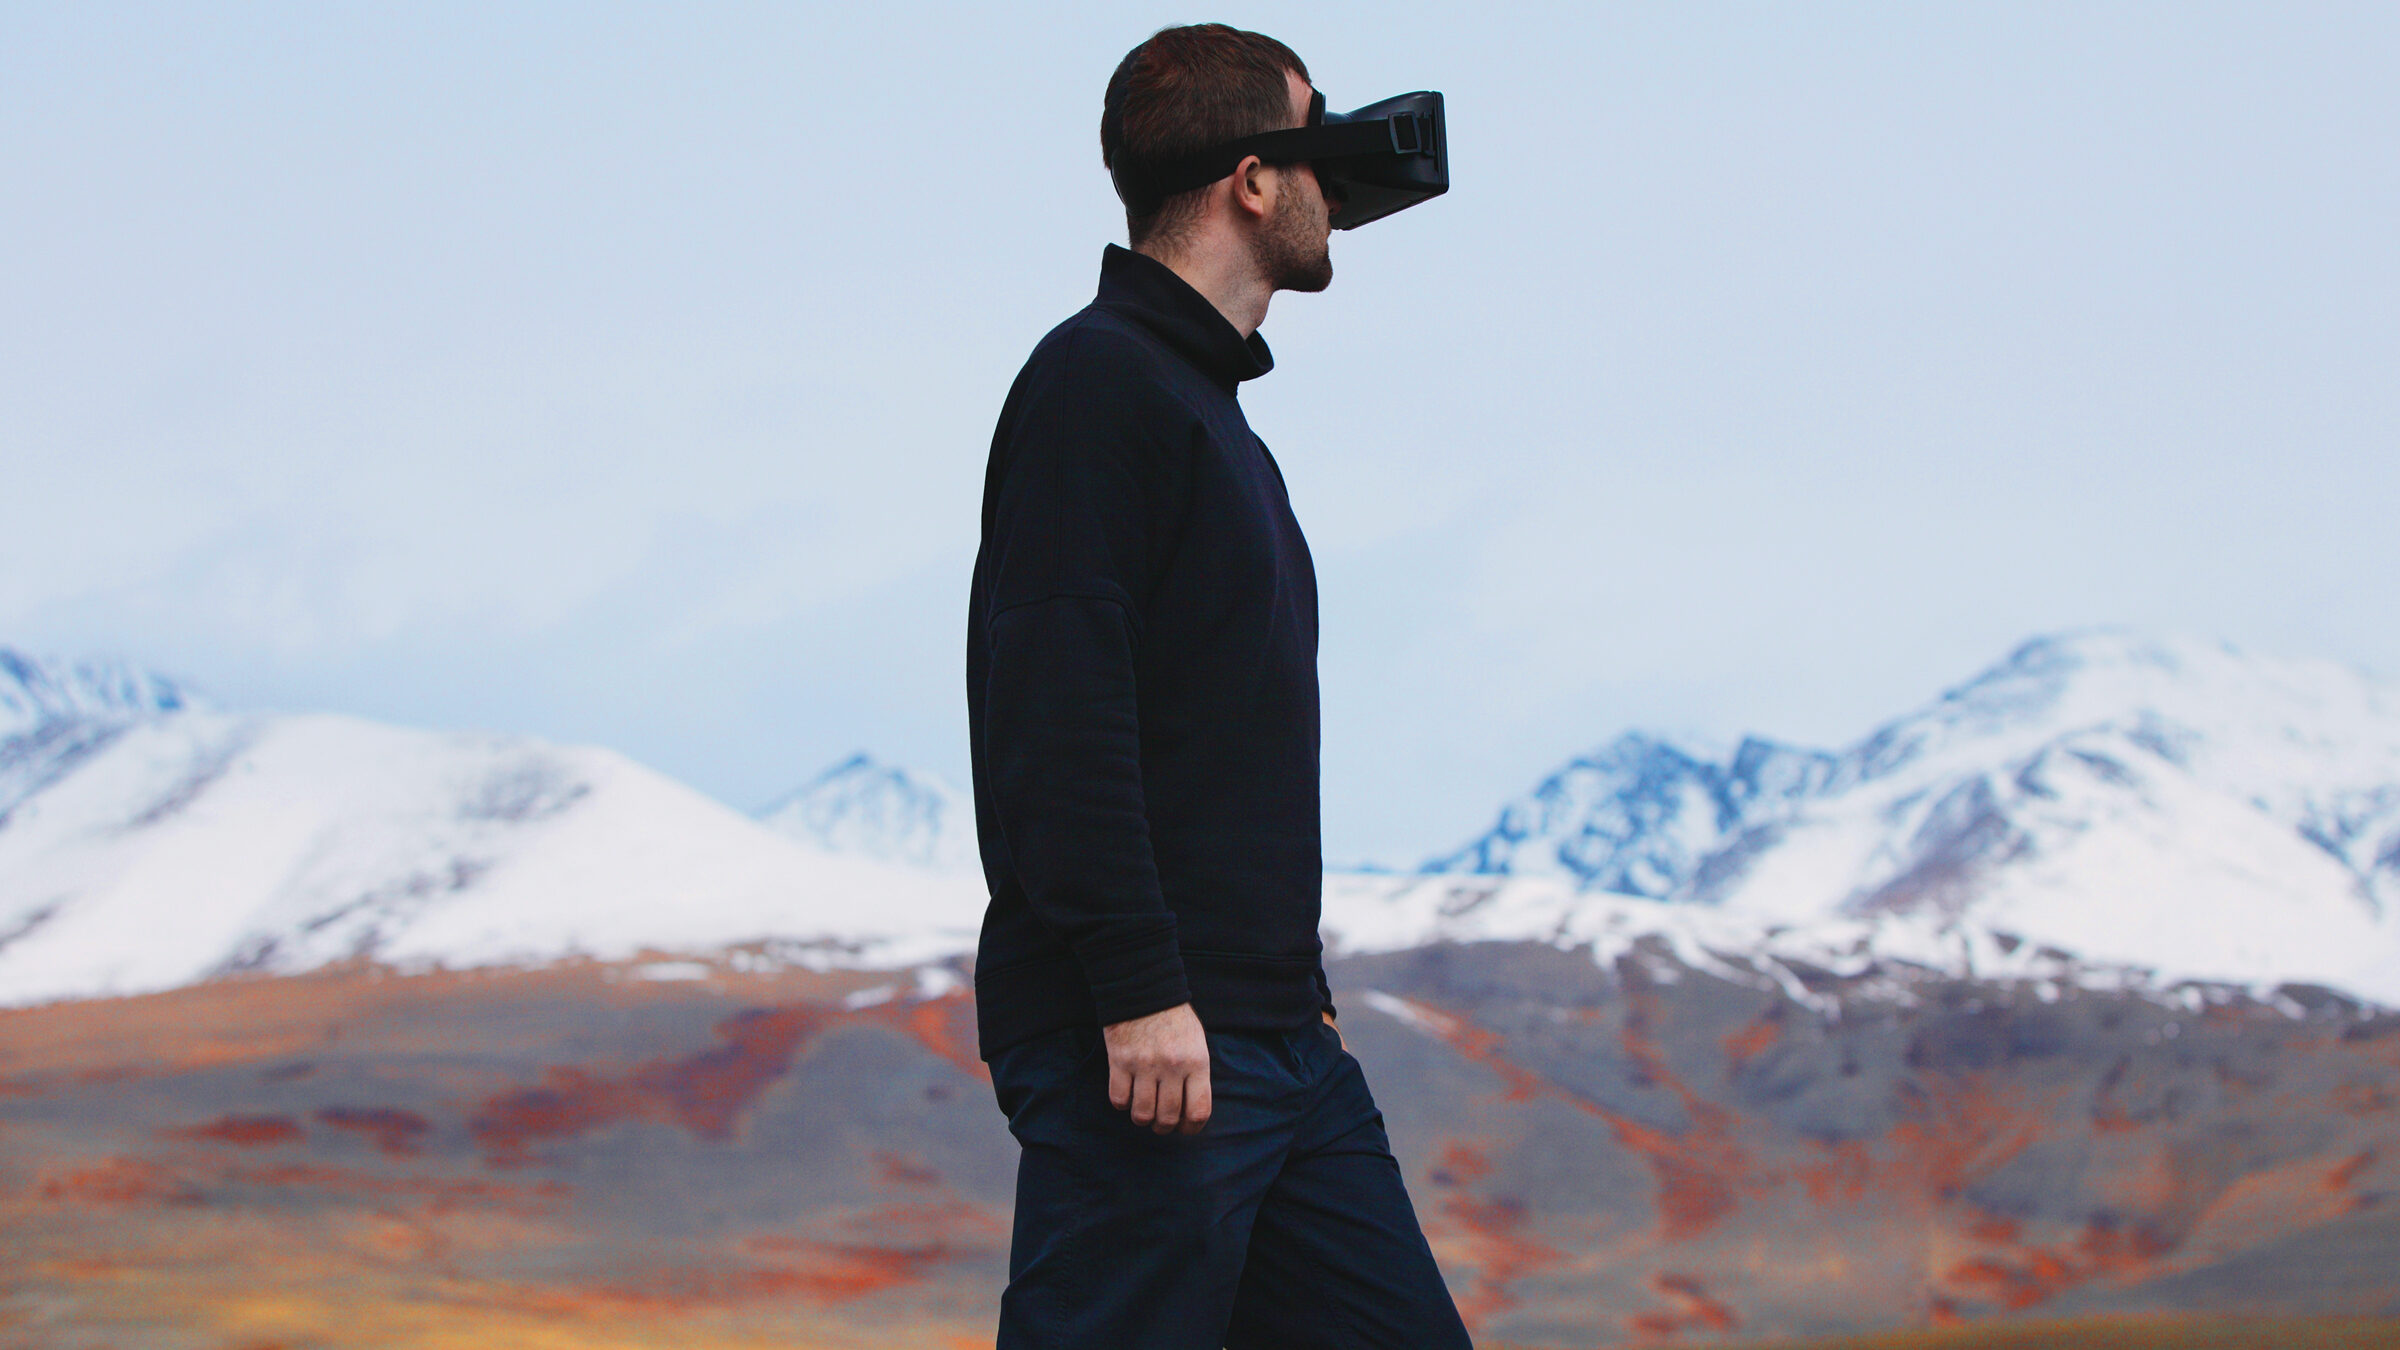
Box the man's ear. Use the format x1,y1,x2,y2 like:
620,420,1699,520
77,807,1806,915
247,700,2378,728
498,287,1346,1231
1229,154,1272,222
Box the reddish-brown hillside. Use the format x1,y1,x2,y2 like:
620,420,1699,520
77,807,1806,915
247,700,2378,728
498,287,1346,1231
2,942,2395,1347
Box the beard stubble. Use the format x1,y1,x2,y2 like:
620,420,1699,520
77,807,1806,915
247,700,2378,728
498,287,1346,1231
1257,171,1334,294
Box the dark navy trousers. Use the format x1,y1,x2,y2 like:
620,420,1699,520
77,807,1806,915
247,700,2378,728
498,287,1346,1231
988,1016,1474,1349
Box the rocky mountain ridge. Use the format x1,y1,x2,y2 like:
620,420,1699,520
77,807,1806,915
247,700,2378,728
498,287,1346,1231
1409,631,2400,1002
0,649,194,740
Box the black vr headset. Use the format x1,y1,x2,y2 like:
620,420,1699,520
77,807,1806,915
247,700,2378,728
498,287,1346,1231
1111,88,1448,231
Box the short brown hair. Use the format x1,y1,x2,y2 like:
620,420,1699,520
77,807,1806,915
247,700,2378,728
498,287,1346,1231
1102,24,1310,249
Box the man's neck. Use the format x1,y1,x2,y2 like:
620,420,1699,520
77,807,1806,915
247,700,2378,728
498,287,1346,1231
1137,239,1272,338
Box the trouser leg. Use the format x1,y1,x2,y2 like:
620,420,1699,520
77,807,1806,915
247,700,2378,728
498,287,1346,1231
991,1023,1309,1350
1223,1021,1474,1350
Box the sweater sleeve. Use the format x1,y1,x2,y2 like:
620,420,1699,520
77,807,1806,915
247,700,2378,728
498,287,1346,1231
977,330,1192,1026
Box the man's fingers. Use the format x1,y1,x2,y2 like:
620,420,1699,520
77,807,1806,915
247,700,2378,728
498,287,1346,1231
1178,1067,1213,1135
1151,1073,1183,1133
1099,1004,1212,1133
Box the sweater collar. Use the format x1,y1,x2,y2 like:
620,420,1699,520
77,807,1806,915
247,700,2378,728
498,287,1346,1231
1094,244,1274,388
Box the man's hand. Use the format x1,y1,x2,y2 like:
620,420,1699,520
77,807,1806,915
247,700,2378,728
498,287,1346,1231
1102,1002,1212,1135
1323,1008,1342,1049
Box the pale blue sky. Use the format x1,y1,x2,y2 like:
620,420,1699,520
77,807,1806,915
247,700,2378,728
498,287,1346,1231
4,3,2394,864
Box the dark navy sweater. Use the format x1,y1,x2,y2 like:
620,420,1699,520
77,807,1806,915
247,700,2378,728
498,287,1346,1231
966,245,1331,1058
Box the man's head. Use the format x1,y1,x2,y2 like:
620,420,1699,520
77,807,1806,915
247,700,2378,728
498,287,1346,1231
1102,24,1333,294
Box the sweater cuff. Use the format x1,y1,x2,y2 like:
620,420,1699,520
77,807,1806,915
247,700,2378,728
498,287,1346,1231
1077,923,1193,1027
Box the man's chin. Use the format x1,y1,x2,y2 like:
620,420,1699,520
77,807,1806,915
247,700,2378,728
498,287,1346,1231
1279,254,1334,294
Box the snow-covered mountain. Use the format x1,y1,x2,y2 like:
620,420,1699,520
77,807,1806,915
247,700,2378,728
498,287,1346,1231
7,630,2399,1009
0,672,985,1006
1424,732,1840,898
758,753,978,873
1384,631,2400,1003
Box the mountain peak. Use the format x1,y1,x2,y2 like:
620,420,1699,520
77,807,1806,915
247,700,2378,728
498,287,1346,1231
1423,729,1835,897
1418,630,2400,999
1865,628,2400,790
1,648,196,743
757,754,977,874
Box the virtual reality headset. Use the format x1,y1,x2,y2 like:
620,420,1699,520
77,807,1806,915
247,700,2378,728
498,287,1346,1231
1112,89,1449,231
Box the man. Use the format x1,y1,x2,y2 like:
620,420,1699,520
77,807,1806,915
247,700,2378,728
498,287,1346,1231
965,22,1472,1350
